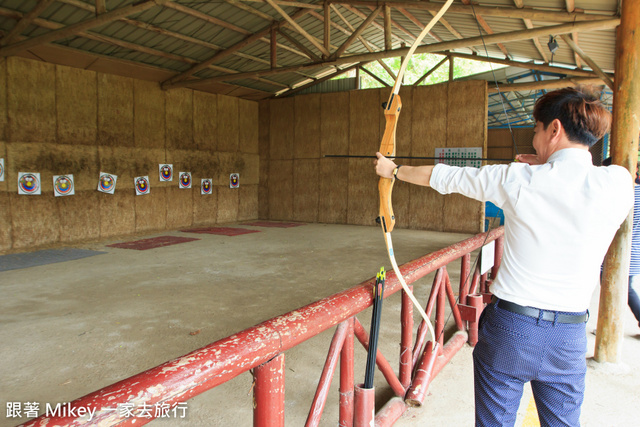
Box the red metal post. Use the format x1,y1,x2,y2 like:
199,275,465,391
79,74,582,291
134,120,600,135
405,342,439,406
460,253,471,305
467,294,484,346
253,353,285,427
353,385,375,427
436,275,446,347
444,272,464,331
306,322,348,427
339,318,354,427
374,397,407,426
399,286,414,389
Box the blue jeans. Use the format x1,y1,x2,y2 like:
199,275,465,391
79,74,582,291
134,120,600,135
630,275,640,326
473,301,587,427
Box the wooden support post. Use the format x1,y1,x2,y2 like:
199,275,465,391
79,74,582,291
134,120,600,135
270,26,277,69
383,5,392,51
595,1,640,363
448,55,454,81
324,2,330,58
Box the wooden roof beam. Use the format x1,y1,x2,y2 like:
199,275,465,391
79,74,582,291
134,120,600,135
460,0,510,58
0,0,55,47
164,18,619,89
360,64,391,87
443,50,604,79
331,5,382,59
560,34,614,90
265,0,330,57
328,4,396,80
0,0,169,57
95,0,106,15
489,77,604,93
276,62,363,97
326,1,613,22
162,8,312,87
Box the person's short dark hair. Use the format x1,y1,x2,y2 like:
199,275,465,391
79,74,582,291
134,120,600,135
533,86,611,147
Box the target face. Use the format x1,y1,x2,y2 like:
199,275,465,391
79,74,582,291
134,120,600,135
97,172,117,194
0,158,4,182
135,176,150,195
18,172,41,195
201,179,212,195
179,172,192,189
159,164,173,181
229,173,239,189
53,175,75,197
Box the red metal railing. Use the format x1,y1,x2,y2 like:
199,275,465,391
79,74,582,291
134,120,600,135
20,227,504,427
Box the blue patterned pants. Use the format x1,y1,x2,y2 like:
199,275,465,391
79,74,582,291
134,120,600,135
473,301,588,427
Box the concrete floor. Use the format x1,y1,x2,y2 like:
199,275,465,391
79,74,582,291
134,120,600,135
1,223,638,427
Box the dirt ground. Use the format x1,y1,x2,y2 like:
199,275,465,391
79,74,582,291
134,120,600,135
1,223,638,426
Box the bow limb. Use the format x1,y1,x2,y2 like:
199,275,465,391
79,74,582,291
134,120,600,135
377,0,453,351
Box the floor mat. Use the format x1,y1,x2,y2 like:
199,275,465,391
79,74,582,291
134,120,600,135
243,221,306,228
181,227,261,236
0,248,106,272
107,236,200,250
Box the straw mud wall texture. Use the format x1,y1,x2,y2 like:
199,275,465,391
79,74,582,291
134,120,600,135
260,81,488,234
0,57,259,253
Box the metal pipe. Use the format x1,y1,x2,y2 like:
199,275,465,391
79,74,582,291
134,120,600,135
467,294,484,346
353,385,375,427
254,353,285,427
405,342,439,406
339,318,354,427
306,322,348,427
400,287,414,389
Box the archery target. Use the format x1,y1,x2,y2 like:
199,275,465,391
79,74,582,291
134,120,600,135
18,172,41,195
53,174,75,197
0,158,4,182
201,178,213,195
159,164,173,181
135,176,150,195
97,172,117,194
229,173,239,189
179,172,192,189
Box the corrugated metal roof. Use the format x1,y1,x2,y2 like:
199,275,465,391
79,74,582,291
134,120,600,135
0,0,622,106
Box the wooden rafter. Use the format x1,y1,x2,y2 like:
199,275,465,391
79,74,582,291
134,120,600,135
162,18,619,90
360,64,390,87
276,62,363,97
397,8,441,43
459,0,510,58
164,2,251,36
332,5,382,59
413,55,448,86
0,0,55,47
383,5,392,50
328,5,396,80
278,28,322,62
324,4,330,56
443,50,605,79
0,0,168,57
512,0,549,62
341,5,405,44
162,8,312,87
489,77,604,93
265,0,330,57
560,34,614,90
324,1,612,22
365,5,419,45
570,33,583,68
95,0,106,15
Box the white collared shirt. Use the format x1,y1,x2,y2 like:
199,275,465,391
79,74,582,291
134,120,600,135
430,148,633,311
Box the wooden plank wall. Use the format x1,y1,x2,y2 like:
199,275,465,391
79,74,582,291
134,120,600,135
0,57,259,253
260,81,488,233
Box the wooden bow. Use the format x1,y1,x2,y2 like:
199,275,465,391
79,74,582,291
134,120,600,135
377,0,454,350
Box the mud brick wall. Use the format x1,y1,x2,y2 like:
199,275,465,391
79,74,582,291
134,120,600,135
0,57,259,253
259,81,488,234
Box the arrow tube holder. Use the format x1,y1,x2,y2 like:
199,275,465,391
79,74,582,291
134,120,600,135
354,384,375,427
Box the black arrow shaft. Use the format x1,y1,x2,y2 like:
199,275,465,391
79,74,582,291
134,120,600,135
324,155,513,162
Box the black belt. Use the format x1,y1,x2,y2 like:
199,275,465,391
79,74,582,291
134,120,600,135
492,296,588,324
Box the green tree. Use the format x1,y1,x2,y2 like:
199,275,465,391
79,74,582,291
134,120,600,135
335,53,504,88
